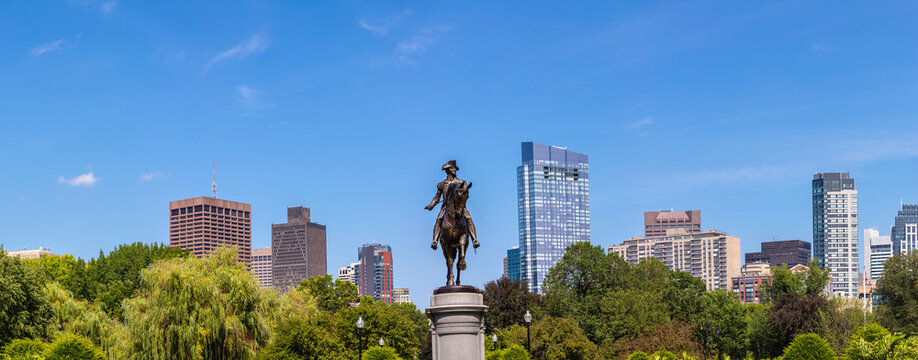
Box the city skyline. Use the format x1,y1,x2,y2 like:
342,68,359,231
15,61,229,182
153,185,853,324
3,1,918,308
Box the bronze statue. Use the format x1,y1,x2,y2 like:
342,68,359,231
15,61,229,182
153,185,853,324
425,160,479,286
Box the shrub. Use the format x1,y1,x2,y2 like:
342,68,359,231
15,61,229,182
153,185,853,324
781,333,834,360
363,346,402,360
2,338,47,359
487,345,530,360
44,334,105,360
627,351,650,360
651,350,678,360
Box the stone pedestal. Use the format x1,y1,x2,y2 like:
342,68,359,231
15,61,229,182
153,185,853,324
426,286,487,360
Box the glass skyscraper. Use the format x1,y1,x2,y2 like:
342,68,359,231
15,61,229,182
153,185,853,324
891,203,918,255
517,141,590,293
812,172,859,298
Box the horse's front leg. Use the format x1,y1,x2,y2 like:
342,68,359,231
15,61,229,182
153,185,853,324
457,234,468,271
442,241,455,286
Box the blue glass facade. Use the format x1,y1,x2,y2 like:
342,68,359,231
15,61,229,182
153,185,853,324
506,246,521,281
517,142,590,293
891,203,918,255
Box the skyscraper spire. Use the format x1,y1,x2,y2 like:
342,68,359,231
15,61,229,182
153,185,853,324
212,162,217,198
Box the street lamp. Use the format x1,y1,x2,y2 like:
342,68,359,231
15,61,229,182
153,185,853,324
491,333,498,350
524,310,532,353
356,316,365,359
379,338,385,347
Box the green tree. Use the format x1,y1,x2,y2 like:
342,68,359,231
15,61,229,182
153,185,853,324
0,251,53,347
744,303,780,359
362,346,402,360
297,274,359,312
486,344,530,360
694,290,747,359
817,296,873,354
121,247,274,360
2,338,47,359
23,254,88,297
875,251,918,334
760,259,829,304
769,293,829,350
334,298,423,360
607,320,703,360
483,277,541,333
44,334,106,360
781,333,835,360
502,317,596,360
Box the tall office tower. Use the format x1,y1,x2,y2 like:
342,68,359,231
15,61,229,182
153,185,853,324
271,206,327,292
744,240,812,267
891,203,918,255
812,172,859,297
865,228,893,280
608,229,741,291
393,288,411,304
517,141,590,293
251,247,273,287
170,197,252,264
505,246,521,282
338,262,360,284
644,210,701,237
357,244,394,304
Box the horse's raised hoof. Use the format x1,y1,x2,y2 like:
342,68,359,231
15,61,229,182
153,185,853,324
431,241,438,250
458,259,466,270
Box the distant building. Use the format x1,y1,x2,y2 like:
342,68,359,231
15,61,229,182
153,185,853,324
644,210,701,237
338,262,360,285
891,203,918,255
505,246,521,281
608,229,741,291
393,288,411,304
732,263,771,304
745,239,811,267
272,206,327,292
169,196,252,264
358,244,394,304
865,228,892,280
859,275,878,312
6,248,52,259
517,142,591,293
252,247,272,287
812,172,859,298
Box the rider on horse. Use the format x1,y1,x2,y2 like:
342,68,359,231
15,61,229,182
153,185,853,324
425,160,480,250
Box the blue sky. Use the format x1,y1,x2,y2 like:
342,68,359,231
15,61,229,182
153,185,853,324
2,1,917,307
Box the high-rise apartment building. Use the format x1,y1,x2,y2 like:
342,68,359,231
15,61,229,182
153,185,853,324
608,229,741,291
865,228,892,280
393,288,411,304
812,172,859,297
6,248,52,259
338,262,360,285
517,142,590,293
169,197,252,264
505,246,521,282
744,240,811,267
891,203,918,255
271,206,327,292
358,244,394,304
732,263,771,304
252,247,272,287
644,210,701,237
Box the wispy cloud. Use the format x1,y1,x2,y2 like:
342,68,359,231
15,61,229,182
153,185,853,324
31,34,82,56
138,172,166,182
236,85,273,114
70,0,117,15
204,34,269,73
626,118,654,130
810,42,835,53
358,10,414,36
359,20,389,36
58,172,100,187
383,25,451,66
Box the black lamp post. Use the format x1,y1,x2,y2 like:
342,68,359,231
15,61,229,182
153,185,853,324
524,310,532,353
356,316,365,359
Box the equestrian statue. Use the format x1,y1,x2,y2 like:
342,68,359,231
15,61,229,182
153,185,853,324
425,160,479,286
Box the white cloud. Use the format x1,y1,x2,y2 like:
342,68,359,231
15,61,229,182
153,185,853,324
359,20,389,36
810,42,835,52
236,85,273,114
31,34,81,56
626,118,654,130
358,10,414,36
58,172,99,187
204,34,269,72
138,172,165,182
383,26,450,66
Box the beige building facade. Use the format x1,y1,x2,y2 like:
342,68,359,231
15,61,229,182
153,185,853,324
169,196,253,265
252,247,272,287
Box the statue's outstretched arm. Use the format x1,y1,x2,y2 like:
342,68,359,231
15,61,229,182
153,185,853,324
424,186,442,210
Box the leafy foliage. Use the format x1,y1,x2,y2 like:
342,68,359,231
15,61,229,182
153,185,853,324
483,277,541,332
44,333,106,360
0,251,53,347
2,338,47,359
781,333,835,360
759,259,829,304
875,250,918,334
607,320,702,359
486,344,529,360
501,316,595,360
695,290,747,359
297,274,359,312
362,346,402,360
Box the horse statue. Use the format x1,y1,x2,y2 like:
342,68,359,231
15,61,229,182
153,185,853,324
425,160,479,287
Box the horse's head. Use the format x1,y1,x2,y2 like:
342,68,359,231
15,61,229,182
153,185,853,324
445,181,471,217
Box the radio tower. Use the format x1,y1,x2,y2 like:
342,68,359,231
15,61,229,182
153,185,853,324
212,162,217,198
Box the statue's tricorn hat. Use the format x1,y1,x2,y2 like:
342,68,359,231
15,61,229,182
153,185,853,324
441,160,459,171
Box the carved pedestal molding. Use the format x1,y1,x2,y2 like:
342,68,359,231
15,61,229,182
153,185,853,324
427,287,487,360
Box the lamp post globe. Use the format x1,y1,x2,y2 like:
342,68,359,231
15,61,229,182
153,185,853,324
524,310,532,353
379,338,385,347
356,316,365,359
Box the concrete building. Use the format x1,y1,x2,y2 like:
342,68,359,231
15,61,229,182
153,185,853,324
338,262,359,285
252,247,272,287
271,206,327,292
358,244,394,304
891,203,918,255
5,248,52,259
518,142,590,293
504,246,521,281
608,229,741,291
169,196,252,264
393,288,411,304
865,228,892,280
812,172,859,297
732,262,772,304
745,239,811,267
644,210,701,237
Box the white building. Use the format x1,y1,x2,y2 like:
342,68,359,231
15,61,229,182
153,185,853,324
812,172,859,298
338,262,359,285
865,228,892,280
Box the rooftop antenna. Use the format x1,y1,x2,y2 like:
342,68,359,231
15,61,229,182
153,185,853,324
212,162,217,198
